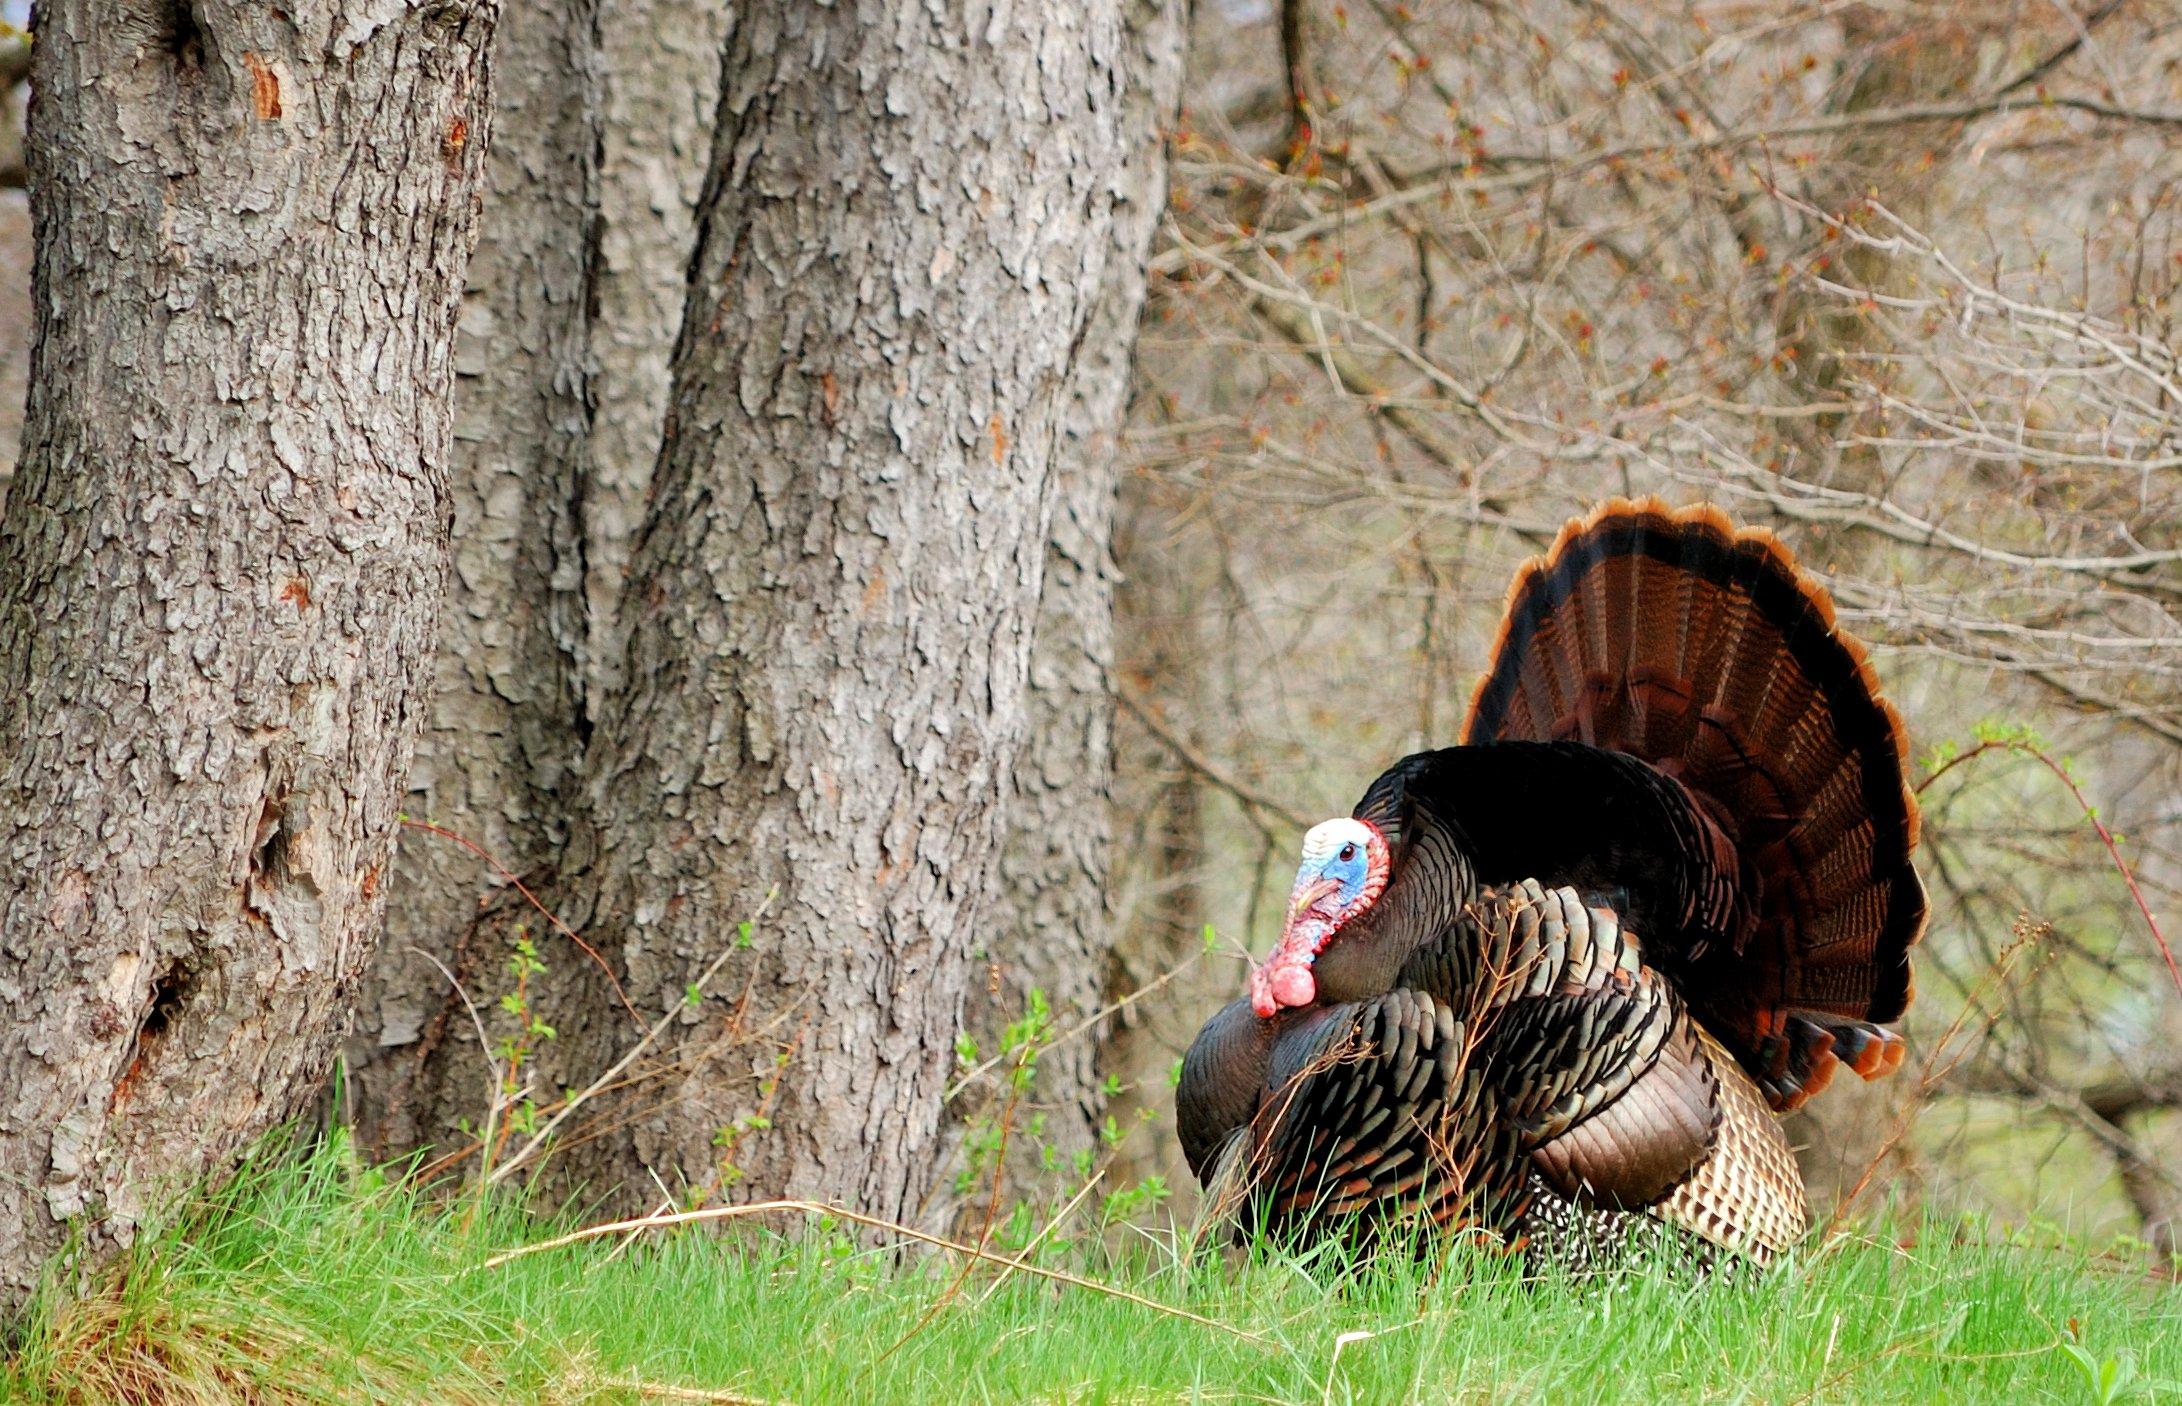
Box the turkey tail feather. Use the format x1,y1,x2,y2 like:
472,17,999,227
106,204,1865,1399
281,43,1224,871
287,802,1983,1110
1465,498,1925,1110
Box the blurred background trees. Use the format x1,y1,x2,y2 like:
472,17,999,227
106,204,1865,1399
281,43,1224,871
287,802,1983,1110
2,0,2179,1260
1089,0,2182,1252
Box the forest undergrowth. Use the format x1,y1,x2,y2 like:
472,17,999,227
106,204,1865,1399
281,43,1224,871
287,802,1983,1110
2,1132,2176,1406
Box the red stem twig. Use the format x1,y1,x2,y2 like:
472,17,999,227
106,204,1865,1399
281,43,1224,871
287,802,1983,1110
1917,739,2180,1001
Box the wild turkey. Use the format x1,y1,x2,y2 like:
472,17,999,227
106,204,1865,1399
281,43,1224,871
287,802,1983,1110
1174,498,1926,1266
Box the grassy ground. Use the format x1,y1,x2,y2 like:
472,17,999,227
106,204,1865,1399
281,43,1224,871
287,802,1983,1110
4,1141,2177,1405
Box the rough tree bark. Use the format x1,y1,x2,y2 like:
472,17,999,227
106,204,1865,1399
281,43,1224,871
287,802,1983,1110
346,0,729,1161
583,0,729,699
947,0,1188,1210
342,0,598,1156
534,2,1130,1223
0,0,497,1313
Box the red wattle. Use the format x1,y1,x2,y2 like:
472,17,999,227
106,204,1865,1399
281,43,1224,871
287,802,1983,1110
1269,965,1315,1009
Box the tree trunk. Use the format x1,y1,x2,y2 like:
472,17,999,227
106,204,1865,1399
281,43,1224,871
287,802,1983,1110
947,0,1187,1217
342,0,598,1158
0,0,497,1314
583,0,729,704
346,0,731,1163
534,1,1130,1223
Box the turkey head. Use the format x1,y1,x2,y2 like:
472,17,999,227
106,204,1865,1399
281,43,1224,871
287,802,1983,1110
1249,817,1391,1017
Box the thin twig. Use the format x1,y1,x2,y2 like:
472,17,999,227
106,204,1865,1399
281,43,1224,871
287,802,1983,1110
404,945,500,1096
477,1199,1266,1343
876,1044,1030,1364
485,887,781,1187
1151,93,2182,277
973,1172,1106,1307
595,1169,682,1272
1116,686,1309,829
599,1378,792,1406
945,947,1207,1103
404,944,511,1213
1828,920,2047,1232
1919,738,2181,1001
401,817,643,1028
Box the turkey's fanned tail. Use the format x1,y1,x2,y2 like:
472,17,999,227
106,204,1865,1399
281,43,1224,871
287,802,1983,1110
1465,497,1926,1110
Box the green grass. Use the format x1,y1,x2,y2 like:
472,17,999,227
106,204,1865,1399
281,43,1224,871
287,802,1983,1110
5,1140,2178,1405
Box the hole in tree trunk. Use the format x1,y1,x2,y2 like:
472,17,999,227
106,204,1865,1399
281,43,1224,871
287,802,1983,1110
253,793,290,879
110,959,194,1108
141,961,191,1042
162,0,204,70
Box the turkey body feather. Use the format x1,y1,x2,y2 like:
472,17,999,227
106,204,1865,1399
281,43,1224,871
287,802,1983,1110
1174,499,1925,1266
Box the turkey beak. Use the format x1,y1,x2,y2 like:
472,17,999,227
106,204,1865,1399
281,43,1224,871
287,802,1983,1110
1252,875,1344,1017
1285,875,1343,928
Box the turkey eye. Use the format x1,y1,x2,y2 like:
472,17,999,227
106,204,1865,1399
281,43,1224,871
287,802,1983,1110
1338,843,1357,862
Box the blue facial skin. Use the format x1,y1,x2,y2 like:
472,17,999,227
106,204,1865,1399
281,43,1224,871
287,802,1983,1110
1303,838,1371,910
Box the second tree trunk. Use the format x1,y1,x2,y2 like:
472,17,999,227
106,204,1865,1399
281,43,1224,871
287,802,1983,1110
533,3,1133,1222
